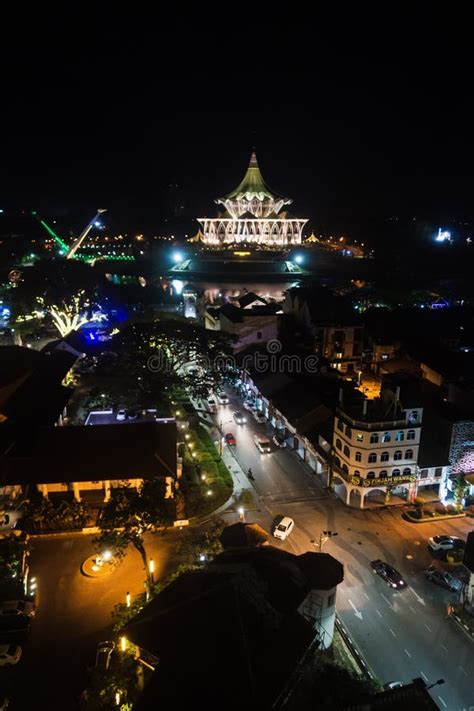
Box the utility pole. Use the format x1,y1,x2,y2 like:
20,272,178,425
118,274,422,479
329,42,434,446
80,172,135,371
311,531,338,553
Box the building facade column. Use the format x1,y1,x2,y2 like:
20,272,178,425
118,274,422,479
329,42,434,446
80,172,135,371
103,480,111,502
72,481,81,502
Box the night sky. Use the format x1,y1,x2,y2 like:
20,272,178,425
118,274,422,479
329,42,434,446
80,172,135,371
1,9,473,237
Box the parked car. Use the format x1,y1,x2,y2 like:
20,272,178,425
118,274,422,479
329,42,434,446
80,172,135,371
272,433,286,448
0,644,21,667
370,560,407,589
243,400,256,411
116,409,126,421
425,566,462,592
217,392,229,405
0,600,35,618
253,411,267,424
428,535,465,551
254,434,271,453
126,410,138,421
95,640,115,671
383,681,403,691
273,517,295,541
207,398,217,413
233,411,247,425
225,432,236,446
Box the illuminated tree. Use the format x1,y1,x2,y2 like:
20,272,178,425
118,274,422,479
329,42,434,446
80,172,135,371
37,289,104,337
94,479,173,587
452,474,468,512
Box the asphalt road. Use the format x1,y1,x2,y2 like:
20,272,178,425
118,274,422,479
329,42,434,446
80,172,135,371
213,388,474,711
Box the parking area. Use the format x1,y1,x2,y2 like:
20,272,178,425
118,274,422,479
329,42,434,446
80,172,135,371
85,408,162,426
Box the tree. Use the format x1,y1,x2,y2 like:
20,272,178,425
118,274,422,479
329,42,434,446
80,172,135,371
114,319,235,400
37,289,104,337
177,518,225,564
452,474,468,512
93,479,173,587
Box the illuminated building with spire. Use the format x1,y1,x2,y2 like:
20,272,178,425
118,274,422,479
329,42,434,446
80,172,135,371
197,152,307,247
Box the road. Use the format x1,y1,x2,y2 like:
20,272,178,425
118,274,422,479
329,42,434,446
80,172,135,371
212,388,474,711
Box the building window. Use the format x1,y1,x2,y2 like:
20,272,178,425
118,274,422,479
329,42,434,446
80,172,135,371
403,467,411,475
409,410,419,423
393,468,400,476
342,463,349,473
366,471,376,480
336,438,342,450
354,470,360,476
380,470,388,477
419,469,428,478
343,445,350,457
396,431,404,442
334,456,341,468
370,433,379,444
394,450,402,460
435,467,443,477
356,433,363,442
382,432,391,442
368,452,377,463
256,331,262,339
355,451,362,462
327,593,335,607
381,451,389,462
407,430,416,440
405,449,413,459
337,419,344,431
345,426,352,438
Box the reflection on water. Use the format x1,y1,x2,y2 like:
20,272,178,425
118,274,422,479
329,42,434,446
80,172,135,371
192,280,300,304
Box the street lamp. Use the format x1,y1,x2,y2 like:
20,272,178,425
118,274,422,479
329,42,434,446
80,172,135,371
149,558,155,585
425,679,445,690
238,507,245,522
311,531,338,553
120,636,127,652
126,591,131,608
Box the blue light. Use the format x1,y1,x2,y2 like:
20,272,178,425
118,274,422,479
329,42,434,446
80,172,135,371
293,254,304,265
94,221,103,228
172,251,183,263
435,228,451,243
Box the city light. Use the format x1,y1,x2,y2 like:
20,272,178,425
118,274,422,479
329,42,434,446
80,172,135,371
171,250,183,263
293,254,304,264
435,228,452,243
126,591,131,608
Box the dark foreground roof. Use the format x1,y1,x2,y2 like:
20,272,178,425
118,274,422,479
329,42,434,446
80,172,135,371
0,421,177,485
124,545,343,711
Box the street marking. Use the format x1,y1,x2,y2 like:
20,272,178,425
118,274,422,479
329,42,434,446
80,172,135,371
440,644,448,653
404,648,411,658
424,623,432,632
389,627,396,637
420,671,428,682
409,606,416,614
459,666,467,676
438,696,447,708
410,588,426,606
380,593,393,607
348,599,363,620
363,591,370,600
376,609,382,618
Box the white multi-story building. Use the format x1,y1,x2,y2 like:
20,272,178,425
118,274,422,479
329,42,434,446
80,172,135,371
331,394,422,508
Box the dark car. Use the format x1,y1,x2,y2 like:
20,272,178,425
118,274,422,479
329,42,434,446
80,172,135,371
370,559,407,589
126,410,139,420
225,432,236,446
425,566,462,592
